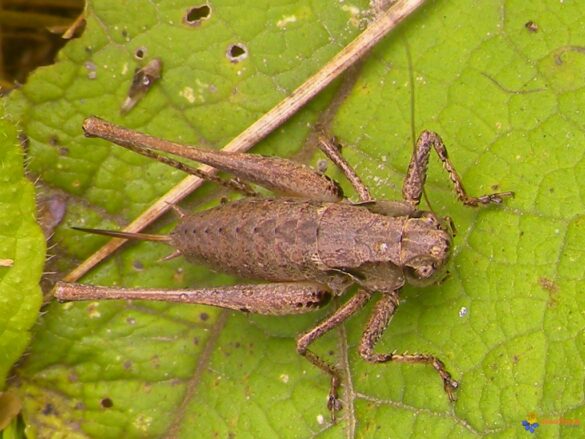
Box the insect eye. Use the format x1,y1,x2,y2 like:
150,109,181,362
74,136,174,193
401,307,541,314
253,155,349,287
415,264,434,278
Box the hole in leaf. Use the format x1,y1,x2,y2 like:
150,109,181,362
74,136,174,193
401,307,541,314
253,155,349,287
101,398,114,408
226,43,248,63
184,4,212,26
134,47,147,59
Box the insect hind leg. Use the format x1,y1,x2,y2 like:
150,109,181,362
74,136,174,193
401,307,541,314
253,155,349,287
83,117,343,202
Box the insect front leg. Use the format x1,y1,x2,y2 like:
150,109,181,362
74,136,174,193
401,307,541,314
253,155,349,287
316,135,373,202
359,291,458,401
296,289,372,418
403,131,514,207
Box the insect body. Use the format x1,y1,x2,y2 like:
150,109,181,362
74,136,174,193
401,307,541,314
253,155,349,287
56,118,513,417
172,197,450,294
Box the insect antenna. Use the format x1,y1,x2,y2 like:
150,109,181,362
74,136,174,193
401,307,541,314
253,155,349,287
72,227,171,242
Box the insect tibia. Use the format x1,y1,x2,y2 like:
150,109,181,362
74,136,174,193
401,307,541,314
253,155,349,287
72,227,171,242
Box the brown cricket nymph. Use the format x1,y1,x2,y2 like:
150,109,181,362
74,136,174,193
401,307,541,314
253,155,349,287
56,118,513,419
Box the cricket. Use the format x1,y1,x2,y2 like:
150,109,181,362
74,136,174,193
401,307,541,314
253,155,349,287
55,116,513,418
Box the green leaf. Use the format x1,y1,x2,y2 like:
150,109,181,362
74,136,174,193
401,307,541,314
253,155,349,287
6,0,585,437
0,113,44,386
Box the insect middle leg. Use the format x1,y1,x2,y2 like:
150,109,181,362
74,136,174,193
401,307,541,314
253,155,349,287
358,290,458,400
403,130,514,207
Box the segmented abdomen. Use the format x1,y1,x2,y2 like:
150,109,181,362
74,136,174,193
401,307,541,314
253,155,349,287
170,198,326,282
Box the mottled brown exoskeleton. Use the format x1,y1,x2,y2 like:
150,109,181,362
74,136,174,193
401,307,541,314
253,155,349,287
56,117,513,418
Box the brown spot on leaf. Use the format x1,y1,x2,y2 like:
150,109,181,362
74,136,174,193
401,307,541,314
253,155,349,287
42,403,55,415
100,398,113,408
525,21,538,32
539,277,558,292
539,277,559,307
